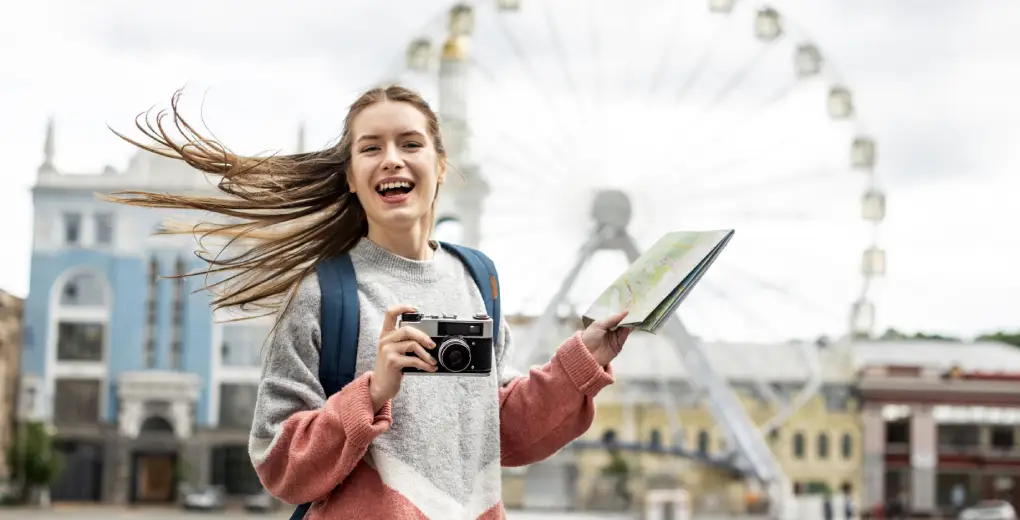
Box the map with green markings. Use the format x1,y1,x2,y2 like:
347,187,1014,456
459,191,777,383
582,229,735,333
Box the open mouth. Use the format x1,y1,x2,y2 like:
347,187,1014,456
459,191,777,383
375,179,416,200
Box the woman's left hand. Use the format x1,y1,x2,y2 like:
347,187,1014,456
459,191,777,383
581,311,633,367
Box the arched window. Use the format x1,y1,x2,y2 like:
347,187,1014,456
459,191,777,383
601,429,617,446
792,432,805,459
697,430,710,454
649,430,662,450
841,433,854,459
59,271,107,306
140,416,175,435
817,433,830,459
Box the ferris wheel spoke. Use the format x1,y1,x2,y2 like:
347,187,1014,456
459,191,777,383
491,11,583,168
681,43,775,137
586,0,604,122
469,59,578,172
644,1,690,100
671,14,736,107
684,77,803,157
541,1,586,131
677,168,845,204
672,208,827,222
697,280,787,341
480,150,573,186
711,263,846,322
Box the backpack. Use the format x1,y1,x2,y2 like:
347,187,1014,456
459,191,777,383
289,242,502,519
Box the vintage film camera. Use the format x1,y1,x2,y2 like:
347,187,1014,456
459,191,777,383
398,312,493,375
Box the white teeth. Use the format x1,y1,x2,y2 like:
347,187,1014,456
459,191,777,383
375,180,414,192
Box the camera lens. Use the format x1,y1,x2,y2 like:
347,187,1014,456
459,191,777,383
437,338,471,373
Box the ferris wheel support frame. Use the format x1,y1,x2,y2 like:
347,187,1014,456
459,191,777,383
511,189,796,520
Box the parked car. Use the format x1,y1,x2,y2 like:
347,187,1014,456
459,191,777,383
181,485,226,511
959,500,1018,520
244,489,280,513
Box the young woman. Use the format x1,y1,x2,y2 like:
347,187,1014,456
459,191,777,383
109,85,632,519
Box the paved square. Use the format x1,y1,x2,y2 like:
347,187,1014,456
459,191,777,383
0,507,637,520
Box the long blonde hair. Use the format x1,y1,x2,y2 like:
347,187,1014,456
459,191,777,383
104,85,447,318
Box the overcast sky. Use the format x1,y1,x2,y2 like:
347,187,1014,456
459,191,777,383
2,0,1018,342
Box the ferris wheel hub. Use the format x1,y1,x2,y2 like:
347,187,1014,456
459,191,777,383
591,189,632,230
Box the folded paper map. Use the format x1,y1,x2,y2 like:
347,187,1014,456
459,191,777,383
582,229,735,333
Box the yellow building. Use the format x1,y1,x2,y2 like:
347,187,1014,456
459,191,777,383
501,316,862,514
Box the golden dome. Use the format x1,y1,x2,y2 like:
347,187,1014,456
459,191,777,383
441,36,469,61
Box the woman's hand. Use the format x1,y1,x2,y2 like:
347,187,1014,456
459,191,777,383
580,311,633,367
368,304,438,412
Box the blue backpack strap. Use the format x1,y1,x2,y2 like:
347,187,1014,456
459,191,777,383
291,253,359,519
440,242,501,346
315,253,360,394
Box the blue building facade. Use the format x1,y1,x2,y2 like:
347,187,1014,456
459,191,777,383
21,126,263,503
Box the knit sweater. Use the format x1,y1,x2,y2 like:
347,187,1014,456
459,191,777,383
248,238,615,519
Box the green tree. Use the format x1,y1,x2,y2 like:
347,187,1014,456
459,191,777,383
977,331,1020,348
6,421,64,503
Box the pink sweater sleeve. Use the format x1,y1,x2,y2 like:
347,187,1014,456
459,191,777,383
498,332,614,466
254,372,392,504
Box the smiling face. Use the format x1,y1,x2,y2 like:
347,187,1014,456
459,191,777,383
347,100,446,234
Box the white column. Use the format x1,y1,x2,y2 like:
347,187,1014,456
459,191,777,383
861,404,886,510
910,405,938,512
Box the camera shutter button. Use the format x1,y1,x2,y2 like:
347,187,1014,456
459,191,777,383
473,313,490,320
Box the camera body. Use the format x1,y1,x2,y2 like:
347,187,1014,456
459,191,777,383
397,312,494,376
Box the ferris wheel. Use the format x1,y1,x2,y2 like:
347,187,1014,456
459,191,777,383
378,3,885,507
381,0,885,349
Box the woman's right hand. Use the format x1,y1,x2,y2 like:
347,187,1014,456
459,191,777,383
368,304,438,412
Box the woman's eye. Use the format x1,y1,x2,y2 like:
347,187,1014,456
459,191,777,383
361,146,380,153
404,142,423,149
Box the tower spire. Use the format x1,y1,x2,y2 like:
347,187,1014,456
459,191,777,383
41,118,55,170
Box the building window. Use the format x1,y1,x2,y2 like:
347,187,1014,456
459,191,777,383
211,445,263,495
56,322,105,361
170,257,186,370
63,213,82,245
817,433,829,459
94,213,114,246
220,324,271,368
841,433,853,459
53,378,101,425
792,432,805,459
218,383,258,430
991,427,1015,450
697,430,710,455
601,429,617,447
649,430,662,450
59,272,106,306
823,385,850,411
145,258,158,369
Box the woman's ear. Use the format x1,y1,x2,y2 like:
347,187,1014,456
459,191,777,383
437,157,447,185
346,170,356,193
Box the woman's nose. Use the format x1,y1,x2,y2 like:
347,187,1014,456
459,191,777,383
381,146,404,170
